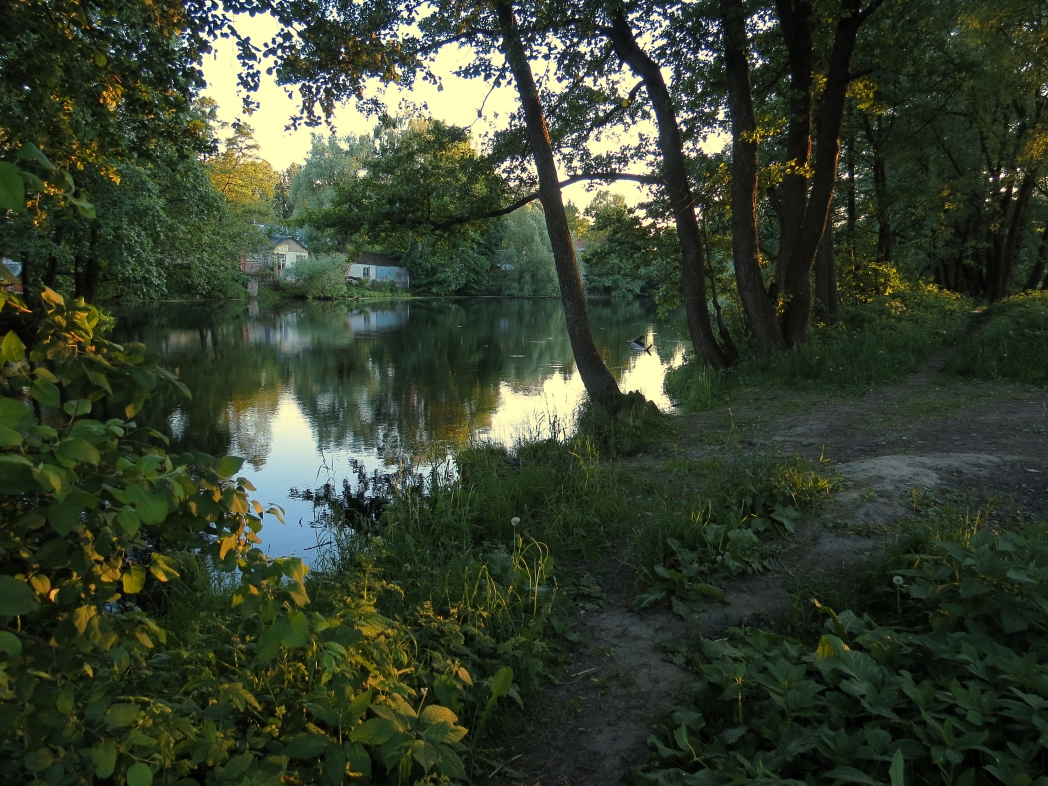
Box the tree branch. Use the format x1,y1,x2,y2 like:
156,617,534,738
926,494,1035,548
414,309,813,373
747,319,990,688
432,171,663,229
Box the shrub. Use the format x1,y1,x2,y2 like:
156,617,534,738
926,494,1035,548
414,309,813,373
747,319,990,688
283,252,349,299
944,290,1048,387
0,289,482,784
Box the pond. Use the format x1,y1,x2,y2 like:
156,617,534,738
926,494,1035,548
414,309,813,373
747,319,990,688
114,297,686,558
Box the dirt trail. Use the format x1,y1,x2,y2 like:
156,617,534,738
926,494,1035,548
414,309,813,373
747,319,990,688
489,360,1048,785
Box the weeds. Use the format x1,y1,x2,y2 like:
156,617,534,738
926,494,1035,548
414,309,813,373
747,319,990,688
666,285,971,411
631,496,1048,786
945,290,1048,387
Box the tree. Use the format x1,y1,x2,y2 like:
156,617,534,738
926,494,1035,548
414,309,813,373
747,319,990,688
498,203,559,297
306,118,504,294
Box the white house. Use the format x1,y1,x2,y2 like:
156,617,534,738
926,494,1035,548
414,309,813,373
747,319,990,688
241,235,308,276
347,251,410,288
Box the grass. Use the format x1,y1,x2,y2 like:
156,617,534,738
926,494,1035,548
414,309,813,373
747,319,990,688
944,290,1048,387
666,285,972,412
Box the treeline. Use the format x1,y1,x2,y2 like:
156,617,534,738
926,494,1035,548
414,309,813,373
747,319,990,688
270,118,666,298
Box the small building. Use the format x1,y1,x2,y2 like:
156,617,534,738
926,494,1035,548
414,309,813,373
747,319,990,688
347,251,410,288
241,235,308,276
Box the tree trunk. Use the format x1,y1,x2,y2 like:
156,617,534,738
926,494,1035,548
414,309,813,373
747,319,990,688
495,0,624,411
1023,227,1047,291
719,0,788,352
815,224,838,325
989,168,1037,301
872,142,890,264
772,0,814,299
779,0,871,346
605,9,730,368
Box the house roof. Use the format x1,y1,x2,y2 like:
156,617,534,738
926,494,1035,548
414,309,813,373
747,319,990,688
270,235,307,250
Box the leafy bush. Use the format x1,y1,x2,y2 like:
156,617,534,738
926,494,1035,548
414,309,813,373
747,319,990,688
0,288,486,784
944,291,1048,387
666,284,971,411
631,504,1048,786
283,252,349,299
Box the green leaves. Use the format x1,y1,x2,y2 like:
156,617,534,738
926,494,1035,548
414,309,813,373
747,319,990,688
1,330,25,362
0,575,39,617
0,161,25,211
126,762,153,786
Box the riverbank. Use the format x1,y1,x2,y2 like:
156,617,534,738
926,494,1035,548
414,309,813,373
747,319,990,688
4,289,1046,784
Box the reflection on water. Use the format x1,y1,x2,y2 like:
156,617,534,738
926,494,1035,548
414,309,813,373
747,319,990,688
114,298,685,557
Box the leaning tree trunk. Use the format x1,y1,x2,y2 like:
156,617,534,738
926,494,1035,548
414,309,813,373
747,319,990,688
495,0,624,411
720,0,788,352
605,8,730,368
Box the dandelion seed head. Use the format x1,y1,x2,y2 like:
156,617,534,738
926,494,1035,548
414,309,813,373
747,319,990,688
893,575,904,586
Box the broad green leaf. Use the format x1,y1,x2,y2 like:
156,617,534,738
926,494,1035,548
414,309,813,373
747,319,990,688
0,398,33,429
283,733,330,760
349,717,397,745
30,378,61,407
121,484,168,525
126,762,153,786
48,494,87,535
433,742,467,780
69,195,96,219
411,740,442,771
148,554,180,582
0,630,22,657
122,565,147,594
16,143,57,172
216,455,245,478
57,438,101,467
0,424,22,447
62,398,92,417
490,666,513,699
345,742,371,777
91,741,118,778
56,683,75,714
1,330,25,362
323,745,347,786
0,162,25,211
106,704,140,728
23,745,55,772
0,575,39,616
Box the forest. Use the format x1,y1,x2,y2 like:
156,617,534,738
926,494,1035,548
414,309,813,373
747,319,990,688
2,0,1048,784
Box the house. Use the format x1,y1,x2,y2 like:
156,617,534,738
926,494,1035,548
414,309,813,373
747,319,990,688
346,251,410,288
241,235,308,276
2,258,23,293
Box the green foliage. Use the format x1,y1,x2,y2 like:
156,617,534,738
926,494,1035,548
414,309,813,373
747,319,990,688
581,192,664,298
944,291,1048,387
309,118,504,295
283,252,350,299
666,285,971,411
496,204,558,297
631,501,1048,786
631,454,835,617
0,289,483,784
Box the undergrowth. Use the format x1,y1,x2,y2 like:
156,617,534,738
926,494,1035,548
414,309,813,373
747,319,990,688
944,291,1048,387
631,494,1048,786
666,285,971,411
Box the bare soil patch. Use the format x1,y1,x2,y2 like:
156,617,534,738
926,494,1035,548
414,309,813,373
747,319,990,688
488,365,1047,785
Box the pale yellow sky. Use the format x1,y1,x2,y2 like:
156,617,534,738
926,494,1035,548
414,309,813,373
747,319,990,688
200,14,651,208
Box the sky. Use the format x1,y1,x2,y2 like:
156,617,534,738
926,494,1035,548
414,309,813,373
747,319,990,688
200,14,650,208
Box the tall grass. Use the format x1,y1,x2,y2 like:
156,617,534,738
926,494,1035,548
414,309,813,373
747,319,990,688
944,290,1048,387
666,285,972,411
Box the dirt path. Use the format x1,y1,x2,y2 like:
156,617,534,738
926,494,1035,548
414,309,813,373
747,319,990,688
488,362,1048,785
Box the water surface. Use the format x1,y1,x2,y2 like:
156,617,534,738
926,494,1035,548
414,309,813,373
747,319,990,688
115,298,684,557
